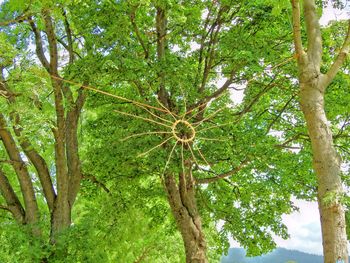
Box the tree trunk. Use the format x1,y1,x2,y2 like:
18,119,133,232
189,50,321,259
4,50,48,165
300,80,348,262
164,173,207,263
50,199,71,241
291,0,350,260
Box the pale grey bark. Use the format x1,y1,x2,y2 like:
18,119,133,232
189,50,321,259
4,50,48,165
291,0,350,261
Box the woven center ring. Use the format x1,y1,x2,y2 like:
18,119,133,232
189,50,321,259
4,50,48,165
172,119,196,143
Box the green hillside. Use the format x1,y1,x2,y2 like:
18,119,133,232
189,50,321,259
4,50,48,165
221,248,325,263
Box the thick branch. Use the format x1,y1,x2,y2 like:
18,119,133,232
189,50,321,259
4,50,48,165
42,8,68,211
291,0,305,64
304,0,322,67
0,114,39,224
156,7,170,108
194,3,215,89
189,69,235,113
42,9,58,73
29,18,50,71
199,5,229,93
324,20,350,87
196,160,248,184
0,8,31,27
0,204,10,211
1,70,56,211
66,97,86,205
62,10,74,64
16,137,56,211
0,168,25,223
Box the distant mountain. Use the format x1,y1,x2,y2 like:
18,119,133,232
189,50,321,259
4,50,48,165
221,247,325,263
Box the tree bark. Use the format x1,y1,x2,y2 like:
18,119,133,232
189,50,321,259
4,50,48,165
0,114,39,225
300,79,348,263
164,173,207,263
0,167,25,223
291,0,349,261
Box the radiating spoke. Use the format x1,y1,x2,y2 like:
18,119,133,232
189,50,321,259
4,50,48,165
49,75,231,174
181,142,186,175
196,147,210,167
139,105,174,124
186,141,199,167
193,107,225,128
196,122,232,133
114,110,173,129
138,136,174,157
155,97,178,120
51,75,169,114
180,87,187,120
120,131,173,141
183,91,227,118
162,141,178,177
196,137,227,142
186,104,207,122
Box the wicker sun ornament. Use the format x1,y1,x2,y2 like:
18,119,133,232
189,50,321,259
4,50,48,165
52,75,228,176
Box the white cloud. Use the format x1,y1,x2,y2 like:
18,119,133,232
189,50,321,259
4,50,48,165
320,2,350,26
274,199,323,255
275,199,350,255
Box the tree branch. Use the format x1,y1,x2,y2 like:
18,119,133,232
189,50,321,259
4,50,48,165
196,160,249,184
324,20,350,87
1,67,56,211
235,77,277,118
156,6,170,108
0,204,10,212
0,114,39,224
304,0,322,68
62,10,74,64
0,161,25,223
0,7,31,27
130,6,149,59
266,93,297,133
291,0,305,64
188,68,236,114
66,98,86,205
28,17,50,71
42,9,58,73
83,174,110,194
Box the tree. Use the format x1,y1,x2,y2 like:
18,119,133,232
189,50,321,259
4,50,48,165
0,0,86,248
291,0,350,261
74,0,314,262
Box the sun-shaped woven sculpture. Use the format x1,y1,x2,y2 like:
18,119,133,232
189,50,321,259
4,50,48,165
52,75,227,176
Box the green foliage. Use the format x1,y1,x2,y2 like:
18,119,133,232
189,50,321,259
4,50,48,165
1,0,350,261
0,222,48,263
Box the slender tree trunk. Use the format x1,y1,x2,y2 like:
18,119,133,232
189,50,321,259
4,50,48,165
164,173,207,263
0,114,39,225
300,81,348,262
0,168,25,223
291,0,350,260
